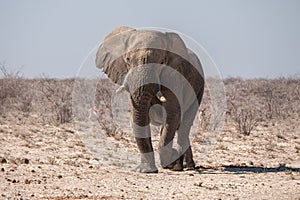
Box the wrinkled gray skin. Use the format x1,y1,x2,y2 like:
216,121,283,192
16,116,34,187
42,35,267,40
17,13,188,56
96,27,204,173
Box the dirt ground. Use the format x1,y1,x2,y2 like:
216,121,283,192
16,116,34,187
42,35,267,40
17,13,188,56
0,114,299,200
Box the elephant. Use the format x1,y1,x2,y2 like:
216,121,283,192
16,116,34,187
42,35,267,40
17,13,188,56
96,26,204,173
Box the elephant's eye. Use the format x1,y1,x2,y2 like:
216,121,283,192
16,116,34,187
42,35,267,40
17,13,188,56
126,57,130,62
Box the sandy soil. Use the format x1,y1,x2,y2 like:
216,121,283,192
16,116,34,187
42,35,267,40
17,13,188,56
0,114,299,199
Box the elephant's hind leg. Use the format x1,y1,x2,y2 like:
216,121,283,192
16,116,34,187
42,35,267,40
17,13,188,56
177,99,200,170
183,146,196,170
158,123,182,170
177,124,196,170
158,112,183,171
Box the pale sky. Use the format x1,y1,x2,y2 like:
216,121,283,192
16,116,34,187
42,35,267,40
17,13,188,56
0,0,299,78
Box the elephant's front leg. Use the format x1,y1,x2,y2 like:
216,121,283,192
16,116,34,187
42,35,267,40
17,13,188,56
135,137,158,173
132,109,158,173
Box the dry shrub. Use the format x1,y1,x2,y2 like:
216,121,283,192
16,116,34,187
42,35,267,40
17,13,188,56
72,78,128,140
72,78,98,122
0,66,33,116
224,77,300,135
94,79,114,135
40,78,74,124
1,64,299,132
228,101,262,135
198,78,226,134
225,78,263,135
0,66,74,124
256,78,300,119
93,79,127,139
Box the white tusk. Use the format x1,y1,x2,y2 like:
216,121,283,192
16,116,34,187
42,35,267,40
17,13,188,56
159,96,167,102
156,91,167,102
116,85,126,94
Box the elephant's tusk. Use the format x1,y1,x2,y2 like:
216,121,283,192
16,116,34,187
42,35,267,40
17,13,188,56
156,91,167,102
159,96,167,103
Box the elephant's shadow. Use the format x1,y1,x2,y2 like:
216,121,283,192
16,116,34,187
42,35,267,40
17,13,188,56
194,165,300,174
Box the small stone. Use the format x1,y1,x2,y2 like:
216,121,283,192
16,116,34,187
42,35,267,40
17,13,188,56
255,163,264,167
58,175,63,179
194,182,203,187
249,161,254,165
1,168,4,172
22,158,29,164
1,158,7,164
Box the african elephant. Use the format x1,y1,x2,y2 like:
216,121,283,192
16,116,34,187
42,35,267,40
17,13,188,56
96,27,204,173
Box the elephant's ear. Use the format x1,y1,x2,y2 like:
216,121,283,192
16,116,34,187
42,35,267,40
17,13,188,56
187,49,205,79
164,32,191,72
165,32,203,78
96,27,136,84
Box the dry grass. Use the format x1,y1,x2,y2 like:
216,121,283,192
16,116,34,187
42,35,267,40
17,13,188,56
1,66,299,136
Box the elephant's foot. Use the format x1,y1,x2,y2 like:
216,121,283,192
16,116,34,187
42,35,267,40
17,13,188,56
183,146,196,170
159,148,179,168
161,154,184,171
135,163,158,173
161,148,184,171
135,153,158,173
183,160,196,170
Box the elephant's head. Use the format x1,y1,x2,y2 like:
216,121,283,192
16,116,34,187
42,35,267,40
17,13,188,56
96,27,198,103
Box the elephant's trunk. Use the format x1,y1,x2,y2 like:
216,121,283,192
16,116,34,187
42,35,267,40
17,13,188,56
130,87,154,154
117,64,168,144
